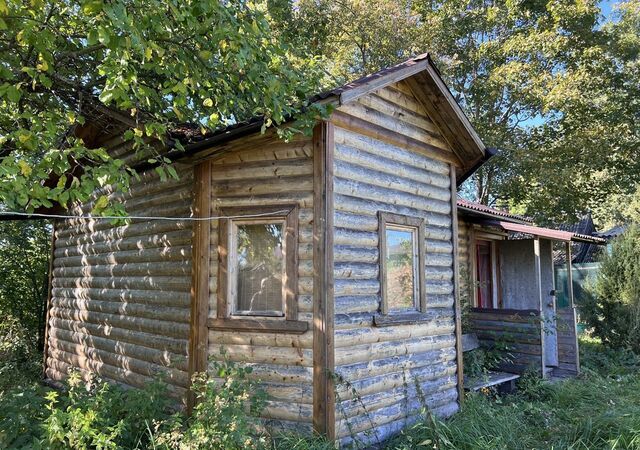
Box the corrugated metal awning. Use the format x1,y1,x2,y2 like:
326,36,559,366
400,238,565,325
483,220,606,244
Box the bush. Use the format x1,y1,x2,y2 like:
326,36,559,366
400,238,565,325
581,224,640,352
0,317,41,392
0,372,175,449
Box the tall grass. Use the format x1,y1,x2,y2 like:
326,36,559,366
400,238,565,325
387,337,640,450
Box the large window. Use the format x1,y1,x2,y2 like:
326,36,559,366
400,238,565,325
378,212,426,314
213,205,306,333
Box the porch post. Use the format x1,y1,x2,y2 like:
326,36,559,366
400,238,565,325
533,238,546,377
565,241,580,373
565,242,575,308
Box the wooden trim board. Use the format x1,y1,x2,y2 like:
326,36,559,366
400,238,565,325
312,120,336,440
41,221,57,380
188,160,212,412
450,165,465,404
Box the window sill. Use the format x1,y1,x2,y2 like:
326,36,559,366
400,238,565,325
207,318,309,334
373,311,430,327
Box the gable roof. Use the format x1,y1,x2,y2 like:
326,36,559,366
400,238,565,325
167,53,490,181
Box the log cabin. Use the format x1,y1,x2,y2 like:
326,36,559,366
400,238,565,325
31,52,603,446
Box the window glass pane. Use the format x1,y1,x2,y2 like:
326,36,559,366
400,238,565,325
385,226,416,310
235,221,284,316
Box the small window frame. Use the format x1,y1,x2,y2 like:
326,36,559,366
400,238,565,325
378,211,427,315
211,204,307,334
471,232,503,310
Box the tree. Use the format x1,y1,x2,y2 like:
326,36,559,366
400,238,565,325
581,224,640,353
270,0,639,226
0,220,51,349
501,1,640,225
0,0,327,215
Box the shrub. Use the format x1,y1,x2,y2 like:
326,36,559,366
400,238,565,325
0,316,41,392
581,224,640,352
152,358,268,450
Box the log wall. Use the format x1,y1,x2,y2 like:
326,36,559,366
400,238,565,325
45,165,194,397
457,218,473,308
469,308,543,375
207,134,315,434
555,307,579,376
330,81,460,446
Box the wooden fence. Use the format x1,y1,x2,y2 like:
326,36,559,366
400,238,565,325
555,307,580,376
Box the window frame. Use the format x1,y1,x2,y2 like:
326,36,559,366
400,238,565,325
212,204,307,334
378,211,427,315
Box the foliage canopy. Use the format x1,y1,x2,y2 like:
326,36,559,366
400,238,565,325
0,0,326,215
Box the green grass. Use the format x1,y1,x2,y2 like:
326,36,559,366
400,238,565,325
2,336,639,449
387,336,640,450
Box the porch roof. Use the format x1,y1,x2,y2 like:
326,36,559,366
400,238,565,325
481,220,607,244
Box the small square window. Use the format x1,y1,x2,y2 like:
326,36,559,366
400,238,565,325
233,220,286,317
379,212,426,315
213,205,308,334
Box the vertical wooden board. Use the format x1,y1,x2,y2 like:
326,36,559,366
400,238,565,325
313,121,336,439
533,238,546,377
449,165,464,403
188,160,212,411
285,206,300,321
42,221,57,379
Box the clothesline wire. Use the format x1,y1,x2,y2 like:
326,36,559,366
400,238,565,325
0,210,292,222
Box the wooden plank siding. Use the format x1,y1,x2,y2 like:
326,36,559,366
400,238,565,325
469,308,543,375
207,134,316,434
331,83,460,446
45,165,195,397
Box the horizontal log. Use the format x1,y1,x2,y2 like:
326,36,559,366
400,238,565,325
212,139,312,166
49,307,190,339
213,192,313,209
337,347,457,380
48,339,189,387
334,228,378,247
334,142,449,190
210,158,313,181
372,87,434,123
49,317,188,355
51,297,190,323
335,279,379,297
334,178,451,216
213,176,313,197
51,287,190,308
55,230,192,257
337,371,456,418
49,326,187,371
333,108,453,166
335,316,454,348
358,91,440,135
334,334,455,366
52,275,190,292
334,295,379,314
55,219,191,243
208,344,313,367
333,122,450,175
53,261,191,278
334,262,379,280
336,387,458,438
334,245,378,264
334,159,450,202
46,350,187,396
54,246,192,267
334,194,451,228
